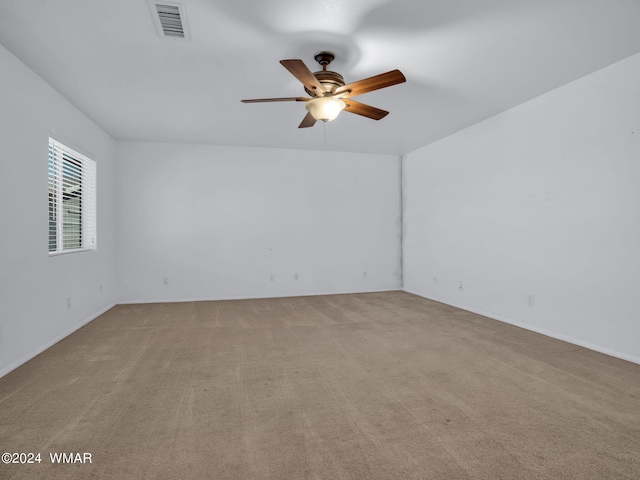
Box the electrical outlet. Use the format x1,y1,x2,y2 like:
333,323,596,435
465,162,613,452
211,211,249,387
458,281,463,291
66,297,72,309
163,277,169,286
99,285,103,294
270,274,275,282
363,271,367,279
294,273,299,281
527,294,534,307
434,276,437,285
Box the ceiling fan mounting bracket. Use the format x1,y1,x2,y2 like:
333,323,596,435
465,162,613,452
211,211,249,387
314,51,335,68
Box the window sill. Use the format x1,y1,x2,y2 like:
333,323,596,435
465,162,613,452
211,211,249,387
49,247,97,257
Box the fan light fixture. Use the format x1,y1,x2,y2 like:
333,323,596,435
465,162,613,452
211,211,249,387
304,96,346,123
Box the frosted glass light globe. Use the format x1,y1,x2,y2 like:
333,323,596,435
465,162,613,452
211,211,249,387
305,97,346,123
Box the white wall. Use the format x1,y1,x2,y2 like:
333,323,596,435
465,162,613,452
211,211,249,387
116,142,401,303
404,53,640,363
0,44,118,377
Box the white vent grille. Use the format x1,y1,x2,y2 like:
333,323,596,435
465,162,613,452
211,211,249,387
148,1,190,40
156,4,183,37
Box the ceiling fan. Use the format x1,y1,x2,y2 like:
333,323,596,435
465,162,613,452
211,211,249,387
241,52,406,128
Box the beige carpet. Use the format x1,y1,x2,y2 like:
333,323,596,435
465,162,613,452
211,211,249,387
1,291,639,479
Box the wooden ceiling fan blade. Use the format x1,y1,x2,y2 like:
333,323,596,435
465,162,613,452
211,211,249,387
298,111,316,128
241,97,309,103
335,69,406,98
343,100,389,120
280,59,326,96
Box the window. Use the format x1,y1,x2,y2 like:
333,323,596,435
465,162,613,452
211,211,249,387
48,137,96,254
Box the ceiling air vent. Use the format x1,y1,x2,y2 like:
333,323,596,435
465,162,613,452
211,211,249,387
148,1,190,40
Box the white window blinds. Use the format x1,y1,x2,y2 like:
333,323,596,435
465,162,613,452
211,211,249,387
48,138,97,254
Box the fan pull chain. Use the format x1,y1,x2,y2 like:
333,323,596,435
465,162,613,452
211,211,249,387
323,121,327,144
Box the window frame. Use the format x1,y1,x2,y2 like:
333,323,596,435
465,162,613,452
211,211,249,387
48,136,97,256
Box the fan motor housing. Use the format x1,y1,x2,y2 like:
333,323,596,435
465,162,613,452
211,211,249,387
303,51,345,96
305,70,345,96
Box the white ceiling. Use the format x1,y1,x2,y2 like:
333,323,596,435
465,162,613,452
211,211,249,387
1,0,639,156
